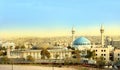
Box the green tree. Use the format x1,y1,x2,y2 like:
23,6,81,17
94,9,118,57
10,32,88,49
21,45,25,50
26,55,35,62
54,42,58,46
55,54,59,59
0,56,10,64
15,46,20,49
72,50,81,63
1,47,6,50
96,56,106,68
0,51,7,56
64,54,71,65
40,43,51,59
67,45,72,49
85,50,95,59
0,51,3,56
41,48,50,59
10,46,13,50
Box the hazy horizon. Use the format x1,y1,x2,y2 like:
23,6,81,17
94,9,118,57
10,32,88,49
0,0,120,38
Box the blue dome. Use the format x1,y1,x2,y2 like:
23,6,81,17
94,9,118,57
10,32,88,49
73,37,91,45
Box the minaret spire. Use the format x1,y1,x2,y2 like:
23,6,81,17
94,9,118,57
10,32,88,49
71,26,75,42
100,24,104,47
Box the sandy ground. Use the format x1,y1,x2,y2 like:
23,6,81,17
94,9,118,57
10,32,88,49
0,64,109,70
0,64,77,70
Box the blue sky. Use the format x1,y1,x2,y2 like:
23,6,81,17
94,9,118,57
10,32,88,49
0,0,120,38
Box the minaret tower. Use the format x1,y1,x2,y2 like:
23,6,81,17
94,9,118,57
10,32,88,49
72,26,75,42
100,24,104,47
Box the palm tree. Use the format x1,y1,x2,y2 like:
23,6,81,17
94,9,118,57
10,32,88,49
85,50,95,59
40,43,51,59
41,48,50,59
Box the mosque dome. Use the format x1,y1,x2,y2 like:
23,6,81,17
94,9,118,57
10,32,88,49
73,37,91,45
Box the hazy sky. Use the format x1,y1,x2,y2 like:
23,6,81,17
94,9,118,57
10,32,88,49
0,0,120,38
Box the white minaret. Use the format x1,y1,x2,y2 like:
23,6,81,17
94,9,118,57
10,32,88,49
71,26,75,42
100,24,104,47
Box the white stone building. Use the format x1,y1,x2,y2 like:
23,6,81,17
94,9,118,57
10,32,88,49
7,47,72,60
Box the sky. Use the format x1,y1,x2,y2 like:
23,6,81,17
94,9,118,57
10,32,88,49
0,0,120,38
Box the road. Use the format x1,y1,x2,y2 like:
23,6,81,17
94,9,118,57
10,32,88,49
0,64,76,70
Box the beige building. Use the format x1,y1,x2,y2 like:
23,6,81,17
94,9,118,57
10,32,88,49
91,47,110,61
90,25,114,62
114,49,120,61
7,48,72,60
48,49,72,59
7,49,42,59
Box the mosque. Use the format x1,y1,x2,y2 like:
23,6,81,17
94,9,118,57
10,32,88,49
4,25,120,64
71,25,114,62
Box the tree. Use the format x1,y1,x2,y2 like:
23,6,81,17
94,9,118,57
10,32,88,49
72,50,81,63
15,46,20,49
1,47,6,50
21,45,25,50
55,54,59,59
0,51,3,56
64,54,71,65
85,50,95,59
10,46,13,50
67,45,72,49
40,43,51,59
96,56,106,68
0,56,10,64
41,48,50,59
26,55,35,62
0,46,2,50
32,46,39,50
54,42,58,46
0,51,7,56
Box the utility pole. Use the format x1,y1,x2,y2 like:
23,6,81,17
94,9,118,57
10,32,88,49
11,59,13,70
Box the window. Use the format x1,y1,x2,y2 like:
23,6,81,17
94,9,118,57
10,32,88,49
104,50,106,52
104,58,106,60
118,58,120,60
96,50,97,52
101,50,103,52
104,54,106,56
118,54,120,56
101,54,103,56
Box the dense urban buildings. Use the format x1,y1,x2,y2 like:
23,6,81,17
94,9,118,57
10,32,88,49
0,25,120,69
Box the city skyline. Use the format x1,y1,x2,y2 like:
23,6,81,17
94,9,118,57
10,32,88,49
0,0,120,38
